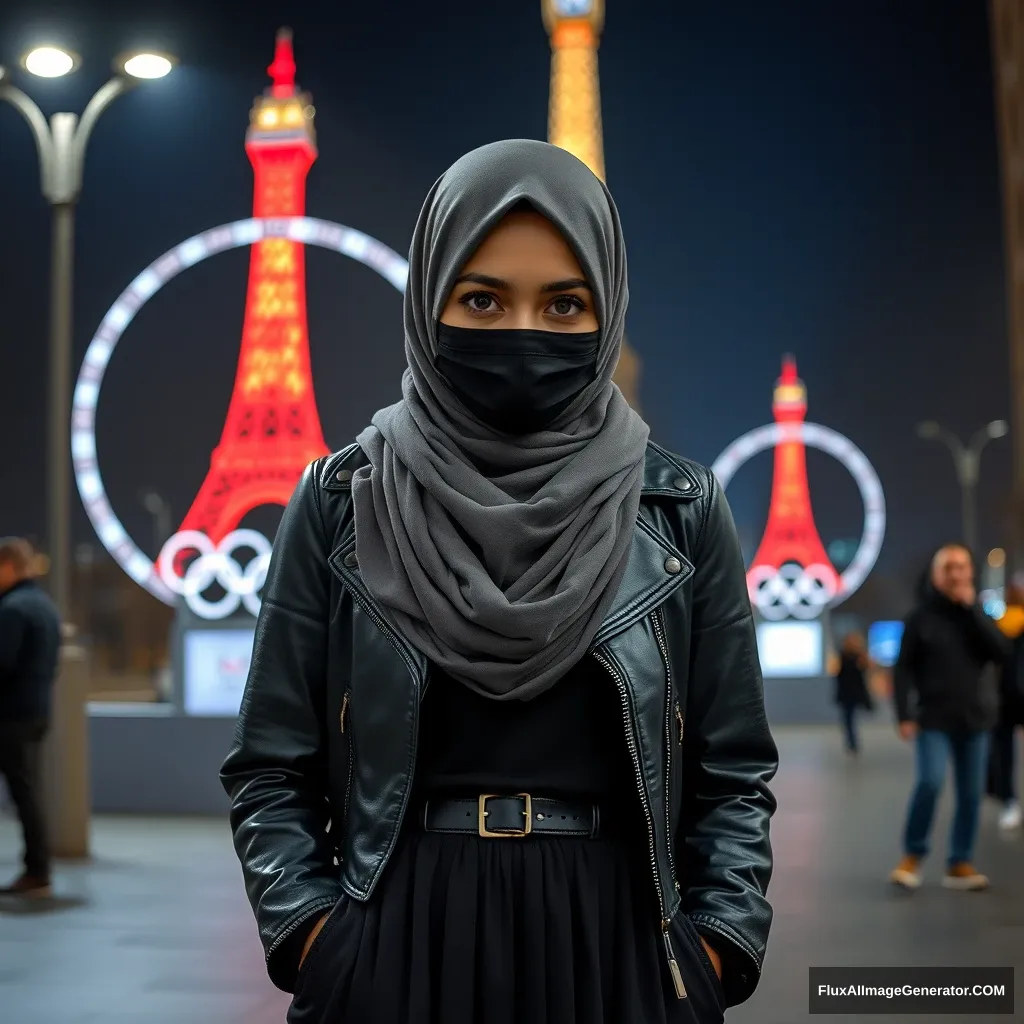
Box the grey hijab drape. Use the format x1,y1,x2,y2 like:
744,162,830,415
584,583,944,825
352,139,650,701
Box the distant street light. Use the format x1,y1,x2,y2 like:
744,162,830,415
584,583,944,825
141,491,173,556
0,43,176,624
120,53,174,80
23,46,78,78
915,419,1009,555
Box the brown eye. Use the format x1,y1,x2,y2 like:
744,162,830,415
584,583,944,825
548,295,585,317
459,292,501,315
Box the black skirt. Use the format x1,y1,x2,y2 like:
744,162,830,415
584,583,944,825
287,828,726,1024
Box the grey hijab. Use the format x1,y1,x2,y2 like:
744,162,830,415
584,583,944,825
352,139,650,701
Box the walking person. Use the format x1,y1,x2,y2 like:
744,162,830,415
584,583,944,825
222,140,778,1023
889,544,1008,891
0,538,61,897
989,584,1024,830
833,632,873,755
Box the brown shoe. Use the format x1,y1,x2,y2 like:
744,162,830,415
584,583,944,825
941,863,989,891
889,855,922,889
0,874,53,898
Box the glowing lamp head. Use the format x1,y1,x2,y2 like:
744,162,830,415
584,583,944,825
120,52,175,79
23,46,78,78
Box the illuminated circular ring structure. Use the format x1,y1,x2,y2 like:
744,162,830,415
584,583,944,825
158,529,272,619
711,422,886,609
71,216,409,604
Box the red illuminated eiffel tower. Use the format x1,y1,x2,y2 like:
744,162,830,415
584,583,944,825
175,29,329,543
749,356,838,588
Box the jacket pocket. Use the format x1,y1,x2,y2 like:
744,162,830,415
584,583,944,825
671,914,726,1017
295,895,347,987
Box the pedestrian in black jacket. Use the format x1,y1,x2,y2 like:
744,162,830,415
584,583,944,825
0,537,61,897
889,544,1008,892
833,632,873,754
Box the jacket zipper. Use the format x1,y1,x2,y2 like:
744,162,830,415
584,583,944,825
651,609,679,899
593,647,687,1000
676,703,684,744
340,692,354,833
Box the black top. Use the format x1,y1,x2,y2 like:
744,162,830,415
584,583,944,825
834,652,871,709
0,579,61,723
415,654,635,805
894,591,1008,732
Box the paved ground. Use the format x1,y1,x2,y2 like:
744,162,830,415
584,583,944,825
1,723,1021,1023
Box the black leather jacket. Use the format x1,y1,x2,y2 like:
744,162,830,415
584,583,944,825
222,441,778,1006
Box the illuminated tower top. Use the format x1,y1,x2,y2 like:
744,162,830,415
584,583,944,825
248,28,316,150
542,0,606,181
773,354,808,424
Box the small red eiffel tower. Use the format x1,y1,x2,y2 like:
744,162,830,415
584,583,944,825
749,356,838,587
174,28,329,544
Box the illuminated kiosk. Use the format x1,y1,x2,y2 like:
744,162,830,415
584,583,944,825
74,32,408,812
711,357,885,724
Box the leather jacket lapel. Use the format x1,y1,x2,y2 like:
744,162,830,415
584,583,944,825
594,512,694,648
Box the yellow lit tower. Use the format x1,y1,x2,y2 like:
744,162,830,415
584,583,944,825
542,0,641,408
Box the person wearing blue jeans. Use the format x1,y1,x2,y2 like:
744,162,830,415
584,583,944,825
890,544,1008,891
904,729,989,871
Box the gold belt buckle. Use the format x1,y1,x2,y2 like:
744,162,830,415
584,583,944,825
478,794,533,838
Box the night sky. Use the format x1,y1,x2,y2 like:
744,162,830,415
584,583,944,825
0,0,1012,615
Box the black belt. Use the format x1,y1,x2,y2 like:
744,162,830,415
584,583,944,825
422,794,601,838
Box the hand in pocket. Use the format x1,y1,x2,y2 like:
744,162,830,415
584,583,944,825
299,911,332,971
699,935,722,980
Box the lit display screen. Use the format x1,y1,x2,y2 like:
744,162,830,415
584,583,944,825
756,620,824,678
182,628,256,716
868,620,904,668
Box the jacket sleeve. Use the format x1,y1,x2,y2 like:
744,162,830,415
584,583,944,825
0,602,26,679
680,475,778,1007
892,613,921,724
220,461,344,992
963,604,1010,664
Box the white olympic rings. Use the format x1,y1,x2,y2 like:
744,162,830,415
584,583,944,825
747,563,838,621
158,530,272,619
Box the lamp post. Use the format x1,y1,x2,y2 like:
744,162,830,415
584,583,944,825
915,419,1010,555
0,46,175,623
141,491,172,556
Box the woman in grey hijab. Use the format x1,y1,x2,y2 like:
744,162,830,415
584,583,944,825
223,140,777,1024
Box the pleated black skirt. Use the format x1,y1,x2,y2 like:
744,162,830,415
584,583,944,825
287,829,726,1024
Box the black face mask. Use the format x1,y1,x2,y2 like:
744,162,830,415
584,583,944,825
435,324,600,435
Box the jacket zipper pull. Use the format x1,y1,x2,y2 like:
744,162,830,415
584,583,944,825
663,922,687,999
675,702,684,744
340,692,350,734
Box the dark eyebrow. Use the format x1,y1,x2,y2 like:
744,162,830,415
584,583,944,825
453,273,511,290
541,278,590,293
452,273,592,293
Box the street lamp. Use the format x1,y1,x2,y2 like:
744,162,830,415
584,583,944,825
0,43,176,623
915,418,1010,554
140,491,172,556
